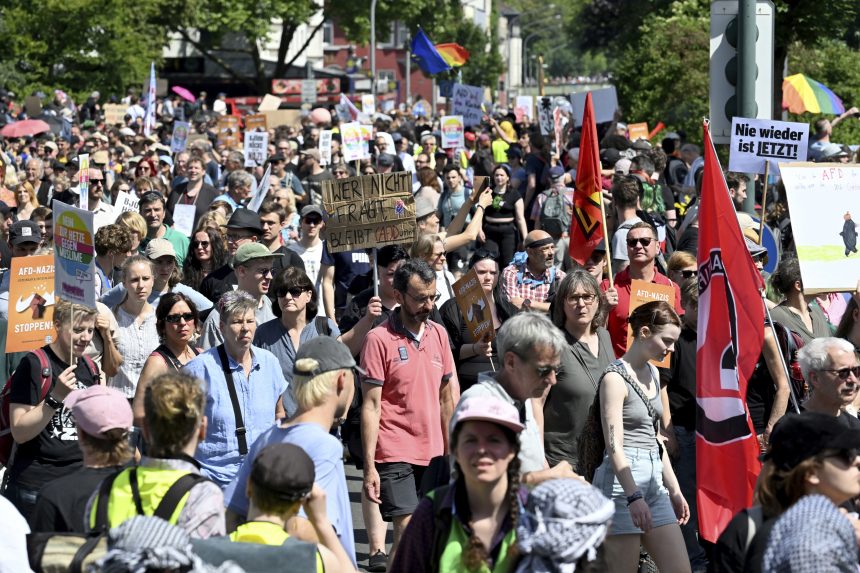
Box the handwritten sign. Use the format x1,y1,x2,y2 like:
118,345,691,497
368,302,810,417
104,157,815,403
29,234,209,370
113,191,140,215
103,104,126,126
538,97,553,136
217,116,240,148
441,115,465,150
52,200,96,309
627,279,676,367
6,254,56,352
171,121,190,153
729,117,809,175
322,172,417,253
244,131,269,167
452,268,496,341
451,83,484,127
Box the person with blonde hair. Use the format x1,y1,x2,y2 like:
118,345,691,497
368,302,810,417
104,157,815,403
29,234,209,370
86,372,225,538
13,181,38,220
225,336,358,565
666,250,697,287
116,210,147,254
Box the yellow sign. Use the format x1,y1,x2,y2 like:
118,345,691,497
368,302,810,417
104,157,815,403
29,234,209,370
628,122,650,142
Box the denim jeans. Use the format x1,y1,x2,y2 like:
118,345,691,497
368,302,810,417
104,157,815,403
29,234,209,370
673,426,707,567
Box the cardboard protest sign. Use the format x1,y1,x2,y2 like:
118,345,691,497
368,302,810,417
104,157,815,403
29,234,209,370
451,83,484,127
322,172,417,253
217,116,240,148
729,117,809,175
52,200,96,308
244,114,268,132
341,122,364,163
6,254,56,353
113,191,140,215
441,116,465,149
319,130,332,166
452,268,496,342
103,104,125,126
78,154,89,211
244,131,269,167
258,94,282,111
627,279,676,367
628,122,649,141
171,121,190,153
538,97,553,136
570,87,618,127
261,109,302,128
780,162,860,293
514,96,534,123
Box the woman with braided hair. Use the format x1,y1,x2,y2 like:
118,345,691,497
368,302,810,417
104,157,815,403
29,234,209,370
390,396,525,572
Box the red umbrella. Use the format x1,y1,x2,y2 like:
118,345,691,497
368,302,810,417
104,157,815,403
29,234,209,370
0,119,51,138
171,86,196,103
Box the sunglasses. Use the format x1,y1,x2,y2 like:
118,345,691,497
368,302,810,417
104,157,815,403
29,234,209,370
626,237,654,248
821,366,860,380
165,312,195,324
821,448,860,466
680,270,698,279
277,286,309,298
303,217,323,225
192,241,210,248
533,363,561,378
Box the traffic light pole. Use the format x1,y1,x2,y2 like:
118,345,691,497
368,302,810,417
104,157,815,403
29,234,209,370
738,0,758,214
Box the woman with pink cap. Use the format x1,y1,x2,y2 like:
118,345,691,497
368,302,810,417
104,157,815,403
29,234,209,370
391,396,525,572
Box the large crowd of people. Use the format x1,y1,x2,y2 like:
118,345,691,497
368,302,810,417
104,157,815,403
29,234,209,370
0,86,859,573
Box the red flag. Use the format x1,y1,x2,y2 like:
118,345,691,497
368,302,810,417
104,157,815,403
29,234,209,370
569,93,605,265
696,120,764,542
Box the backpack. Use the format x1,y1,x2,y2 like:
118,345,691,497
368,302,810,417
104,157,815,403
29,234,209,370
637,178,666,215
539,188,571,237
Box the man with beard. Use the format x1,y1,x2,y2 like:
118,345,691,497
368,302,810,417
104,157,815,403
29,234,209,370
224,337,359,565
501,230,565,313
798,337,860,427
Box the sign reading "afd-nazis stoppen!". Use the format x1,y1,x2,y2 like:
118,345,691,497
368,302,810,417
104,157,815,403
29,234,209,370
322,172,417,253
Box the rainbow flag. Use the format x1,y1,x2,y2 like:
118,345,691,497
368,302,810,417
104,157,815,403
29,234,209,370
435,43,470,67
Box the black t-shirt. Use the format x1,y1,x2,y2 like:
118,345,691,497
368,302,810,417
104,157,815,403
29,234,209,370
7,347,100,488
29,465,123,533
667,325,697,431
199,264,236,304
332,250,372,310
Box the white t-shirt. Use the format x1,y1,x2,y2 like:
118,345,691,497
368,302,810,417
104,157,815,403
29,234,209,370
288,240,327,317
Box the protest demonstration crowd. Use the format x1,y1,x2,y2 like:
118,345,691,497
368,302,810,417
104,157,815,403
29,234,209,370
1,48,860,573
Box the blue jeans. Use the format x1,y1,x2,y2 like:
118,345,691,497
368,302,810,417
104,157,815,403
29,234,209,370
673,426,707,567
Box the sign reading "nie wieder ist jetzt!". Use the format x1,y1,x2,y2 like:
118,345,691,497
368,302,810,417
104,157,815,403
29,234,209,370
729,117,809,175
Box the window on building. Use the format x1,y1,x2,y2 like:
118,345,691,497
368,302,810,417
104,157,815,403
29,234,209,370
378,70,396,92
323,21,334,45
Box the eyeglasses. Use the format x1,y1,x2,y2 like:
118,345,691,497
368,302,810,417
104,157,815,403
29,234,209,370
226,233,253,243
192,240,210,248
626,237,654,248
680,270,698,279
820,366,860,380
254,267,274,277
432,251,446,259
277,286,309,298
164,312,195,324
403,291,441,305
567,294,597,305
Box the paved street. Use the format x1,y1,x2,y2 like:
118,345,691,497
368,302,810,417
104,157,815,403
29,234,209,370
346,464,393,572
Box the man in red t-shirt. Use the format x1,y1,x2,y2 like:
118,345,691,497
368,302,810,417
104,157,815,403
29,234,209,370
601,221,682,357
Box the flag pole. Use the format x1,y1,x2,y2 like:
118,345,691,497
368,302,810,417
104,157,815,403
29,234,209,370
761,293,801,414
758,163,769,245
600,196,613,289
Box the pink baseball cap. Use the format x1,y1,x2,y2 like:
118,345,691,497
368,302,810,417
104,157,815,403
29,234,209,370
65,385,133,439
450,396,525,439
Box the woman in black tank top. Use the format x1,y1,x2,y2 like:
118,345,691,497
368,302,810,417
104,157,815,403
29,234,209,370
482,164,528,267
132,293,201,429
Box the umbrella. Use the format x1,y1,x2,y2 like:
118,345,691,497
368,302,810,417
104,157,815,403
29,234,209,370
171,86,196,103
782,73,845,115
0,119,51,138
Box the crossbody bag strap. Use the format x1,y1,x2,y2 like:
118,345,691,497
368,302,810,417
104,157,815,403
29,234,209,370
609,361,660,435
93,470,123,531
153,473,208,521
217,344,248,455
128,468,146,516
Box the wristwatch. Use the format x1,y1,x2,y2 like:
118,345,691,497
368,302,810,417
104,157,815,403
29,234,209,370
44,393,64,410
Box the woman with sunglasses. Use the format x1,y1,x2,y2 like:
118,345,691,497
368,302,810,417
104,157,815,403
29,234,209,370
544,269,613,471
410,234,456,306
439,248,515,392
482,164,528,268
182,227,228,292
666,251,697,287
713,413,860,572
132,292,201,429
591,300,691,573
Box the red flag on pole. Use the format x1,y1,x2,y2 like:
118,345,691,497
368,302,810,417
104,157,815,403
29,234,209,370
696,119,764,542
569,92,606,265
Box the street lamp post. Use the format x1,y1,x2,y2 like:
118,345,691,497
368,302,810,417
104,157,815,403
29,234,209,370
370,0,378,99
522,16,562,87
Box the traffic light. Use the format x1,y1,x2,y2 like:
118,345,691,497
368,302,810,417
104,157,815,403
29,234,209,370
709,1,774,144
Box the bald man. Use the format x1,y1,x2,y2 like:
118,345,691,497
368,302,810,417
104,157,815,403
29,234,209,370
500,230,565,313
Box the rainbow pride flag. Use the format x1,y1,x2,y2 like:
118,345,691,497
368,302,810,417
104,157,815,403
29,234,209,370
435,43,470,67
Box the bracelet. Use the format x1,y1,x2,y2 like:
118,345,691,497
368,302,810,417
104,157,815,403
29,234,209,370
626,491,644,506
475,205,484,211
44,393,64,410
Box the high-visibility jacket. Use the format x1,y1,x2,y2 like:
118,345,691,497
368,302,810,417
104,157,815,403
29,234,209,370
230,521,323,573
89,467,196,529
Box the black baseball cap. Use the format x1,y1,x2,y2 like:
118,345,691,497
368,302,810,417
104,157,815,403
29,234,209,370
376,153,395,167
763,412,860,470
294,337,366,377
226,208,263,234
9,220,41,245
250,443,315,502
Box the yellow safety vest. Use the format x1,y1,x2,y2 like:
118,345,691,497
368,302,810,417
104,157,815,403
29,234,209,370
230,521,324,573
89,467,195,529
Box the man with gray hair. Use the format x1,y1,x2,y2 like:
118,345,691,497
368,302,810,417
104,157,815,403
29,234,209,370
215,169,255,211
456,312,581,484
798,336,860,426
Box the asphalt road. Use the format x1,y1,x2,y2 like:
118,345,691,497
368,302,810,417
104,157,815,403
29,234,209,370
346,464,393,572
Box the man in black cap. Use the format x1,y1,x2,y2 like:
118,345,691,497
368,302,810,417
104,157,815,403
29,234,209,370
0,220,42,320
228,443,355,571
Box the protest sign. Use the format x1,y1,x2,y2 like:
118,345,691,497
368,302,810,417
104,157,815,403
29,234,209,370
538,97,553,136
244,114,268,132
217,116,240,148
113,191,140,215
247,164,273,212
452,268,496,342
52,200,96,308
627,279,676,367
729,117,809,175
515,96,534,123
361,94,376,115
171,121,190,153
441,116,465,149
780,162,860,293
258,94,281,111
78,154,89,211
628,122,649,141
341,122,364,163
570,87,618,127
451,83,484,127
319,130,332,166
103,104,125,126
261,109,302,128
244,131,269,167
322,172,417,253
553,107,563,154
6,254,56,353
